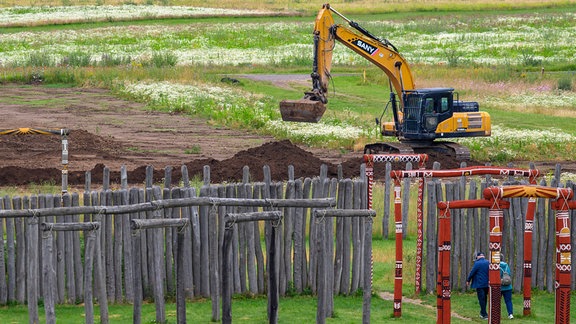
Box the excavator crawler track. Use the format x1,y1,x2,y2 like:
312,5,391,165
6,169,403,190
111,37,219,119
364,141,470,161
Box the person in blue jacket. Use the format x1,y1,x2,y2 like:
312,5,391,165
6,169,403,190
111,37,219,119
467,252,490,319
500,254,514,319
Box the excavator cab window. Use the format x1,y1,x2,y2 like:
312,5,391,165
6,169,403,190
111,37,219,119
402,93,423,135
424,98,435,113
440,96,450,113
420,91,452,133
423,97,438,132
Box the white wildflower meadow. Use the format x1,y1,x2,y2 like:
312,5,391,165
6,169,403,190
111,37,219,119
456,124,576,159
484,91,576,109
265,119,367,145
119,80,264,114
0,5,275,27
1,8,575,68
118,80,369,144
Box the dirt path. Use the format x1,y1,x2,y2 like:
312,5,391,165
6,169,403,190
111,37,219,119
378,291,472,321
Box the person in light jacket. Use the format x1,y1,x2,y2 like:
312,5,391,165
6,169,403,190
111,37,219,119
467,252,490,319
500,254,514,319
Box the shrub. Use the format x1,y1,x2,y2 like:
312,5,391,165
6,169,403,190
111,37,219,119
557,77,573,91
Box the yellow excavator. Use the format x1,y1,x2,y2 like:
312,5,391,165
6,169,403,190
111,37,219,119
280,3,491,160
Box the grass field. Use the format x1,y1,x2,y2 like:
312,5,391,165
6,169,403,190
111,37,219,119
1,1,576,322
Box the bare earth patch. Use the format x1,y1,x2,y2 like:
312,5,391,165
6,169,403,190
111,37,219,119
0,85,365,186
0,84,569,187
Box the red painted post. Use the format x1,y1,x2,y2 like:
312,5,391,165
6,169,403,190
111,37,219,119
393,175,403,318
363,153,427,316
415,176,424,294
436,199,494,324
436,202,451,324
552,189,572,324
488,207,503,323
523,195,536,316
364,157,374,210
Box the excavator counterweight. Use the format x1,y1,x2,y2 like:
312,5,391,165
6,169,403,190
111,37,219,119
280,99,326,123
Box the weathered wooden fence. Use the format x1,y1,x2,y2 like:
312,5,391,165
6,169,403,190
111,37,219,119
0,160,575,321
0,163,371,322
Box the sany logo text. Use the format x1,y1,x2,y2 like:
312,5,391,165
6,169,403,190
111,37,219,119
353,39,379,56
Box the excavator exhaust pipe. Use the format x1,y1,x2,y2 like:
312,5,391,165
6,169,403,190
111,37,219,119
279,99,326,123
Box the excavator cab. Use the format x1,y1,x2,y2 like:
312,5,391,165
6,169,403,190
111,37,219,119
399,88,457,140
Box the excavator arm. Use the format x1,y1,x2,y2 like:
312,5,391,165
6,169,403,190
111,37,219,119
280,3,414,123
312,4,415,100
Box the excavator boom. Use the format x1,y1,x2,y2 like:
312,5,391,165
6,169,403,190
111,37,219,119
280,3,414,123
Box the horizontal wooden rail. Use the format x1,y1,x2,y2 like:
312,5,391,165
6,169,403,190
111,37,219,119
40,222,100,232
224,211,282,224
131,218,189,230
0,197,336,219
313,209,376,218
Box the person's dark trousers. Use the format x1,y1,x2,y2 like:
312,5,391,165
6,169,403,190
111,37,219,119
502,290,513,315
477,287,489,317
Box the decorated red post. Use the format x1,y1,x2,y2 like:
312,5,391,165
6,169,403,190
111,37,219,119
393,174,403,317
436,202,451,324
363,153,427,317
523,169,539,316
552,188,573,324
488,207,503,323
436,199,493,324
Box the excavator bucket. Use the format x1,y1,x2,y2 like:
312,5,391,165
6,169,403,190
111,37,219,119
279,99,326,123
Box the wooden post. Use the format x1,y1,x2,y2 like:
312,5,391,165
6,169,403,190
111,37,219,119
209,186,220,322
316,210,326,324
13,196,26,304
222,225,235,324
176,218,187,324
27,214,40,324
91,192,109,324
313,209,376,323
41,223,56,324
415,171,425,294
122,189,134,303
131,222,143,324
199,181,210,298
113,191,124,303
83,227,99,324
362,212,374,324
425,181,437,294
523,166,538,315
221,211,282,324
61,130,69,196
151,187,166,324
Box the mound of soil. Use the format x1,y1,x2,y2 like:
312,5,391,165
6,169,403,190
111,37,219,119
0,131,461,186
2,85,546,188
